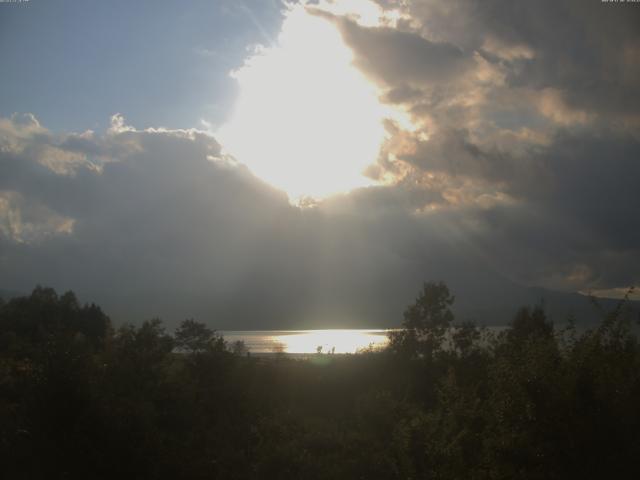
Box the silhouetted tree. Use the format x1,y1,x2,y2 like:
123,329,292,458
508,305,553,342
388,281,455,359
174,318,224,354
2,283,639,479
231,340,248,356
0,285,110,353
451,321,481,358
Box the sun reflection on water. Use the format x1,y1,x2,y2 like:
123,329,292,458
273,330,388,354
223,329,389,354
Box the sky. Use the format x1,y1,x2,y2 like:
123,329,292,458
1,0,639,327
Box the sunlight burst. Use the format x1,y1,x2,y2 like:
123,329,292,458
217,4,388,201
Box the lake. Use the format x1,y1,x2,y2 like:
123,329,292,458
221,329,390,354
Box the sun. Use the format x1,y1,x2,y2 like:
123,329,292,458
216,4,387,202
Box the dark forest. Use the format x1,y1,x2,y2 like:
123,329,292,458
1,283,638,479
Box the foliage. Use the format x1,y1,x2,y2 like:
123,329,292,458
174,318,225,354
387,281,455,359
1,284,639,479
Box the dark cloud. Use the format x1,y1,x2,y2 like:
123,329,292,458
333,0,640,292
380,125,640,290
0,114,571,327
329,14,473,88
373,0,640,121
2,0,639,326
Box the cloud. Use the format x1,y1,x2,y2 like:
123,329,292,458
370,0,640,121
0,190,74,244
328,14,473,88
320,0,640,289
1,1,639,326
0,113,538,326
0,110,638,326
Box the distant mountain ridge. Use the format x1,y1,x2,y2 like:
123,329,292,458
454,285,639,327
0,289,24,302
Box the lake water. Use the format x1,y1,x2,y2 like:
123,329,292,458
221,329,390,354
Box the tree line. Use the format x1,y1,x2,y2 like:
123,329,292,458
1,283,639,479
